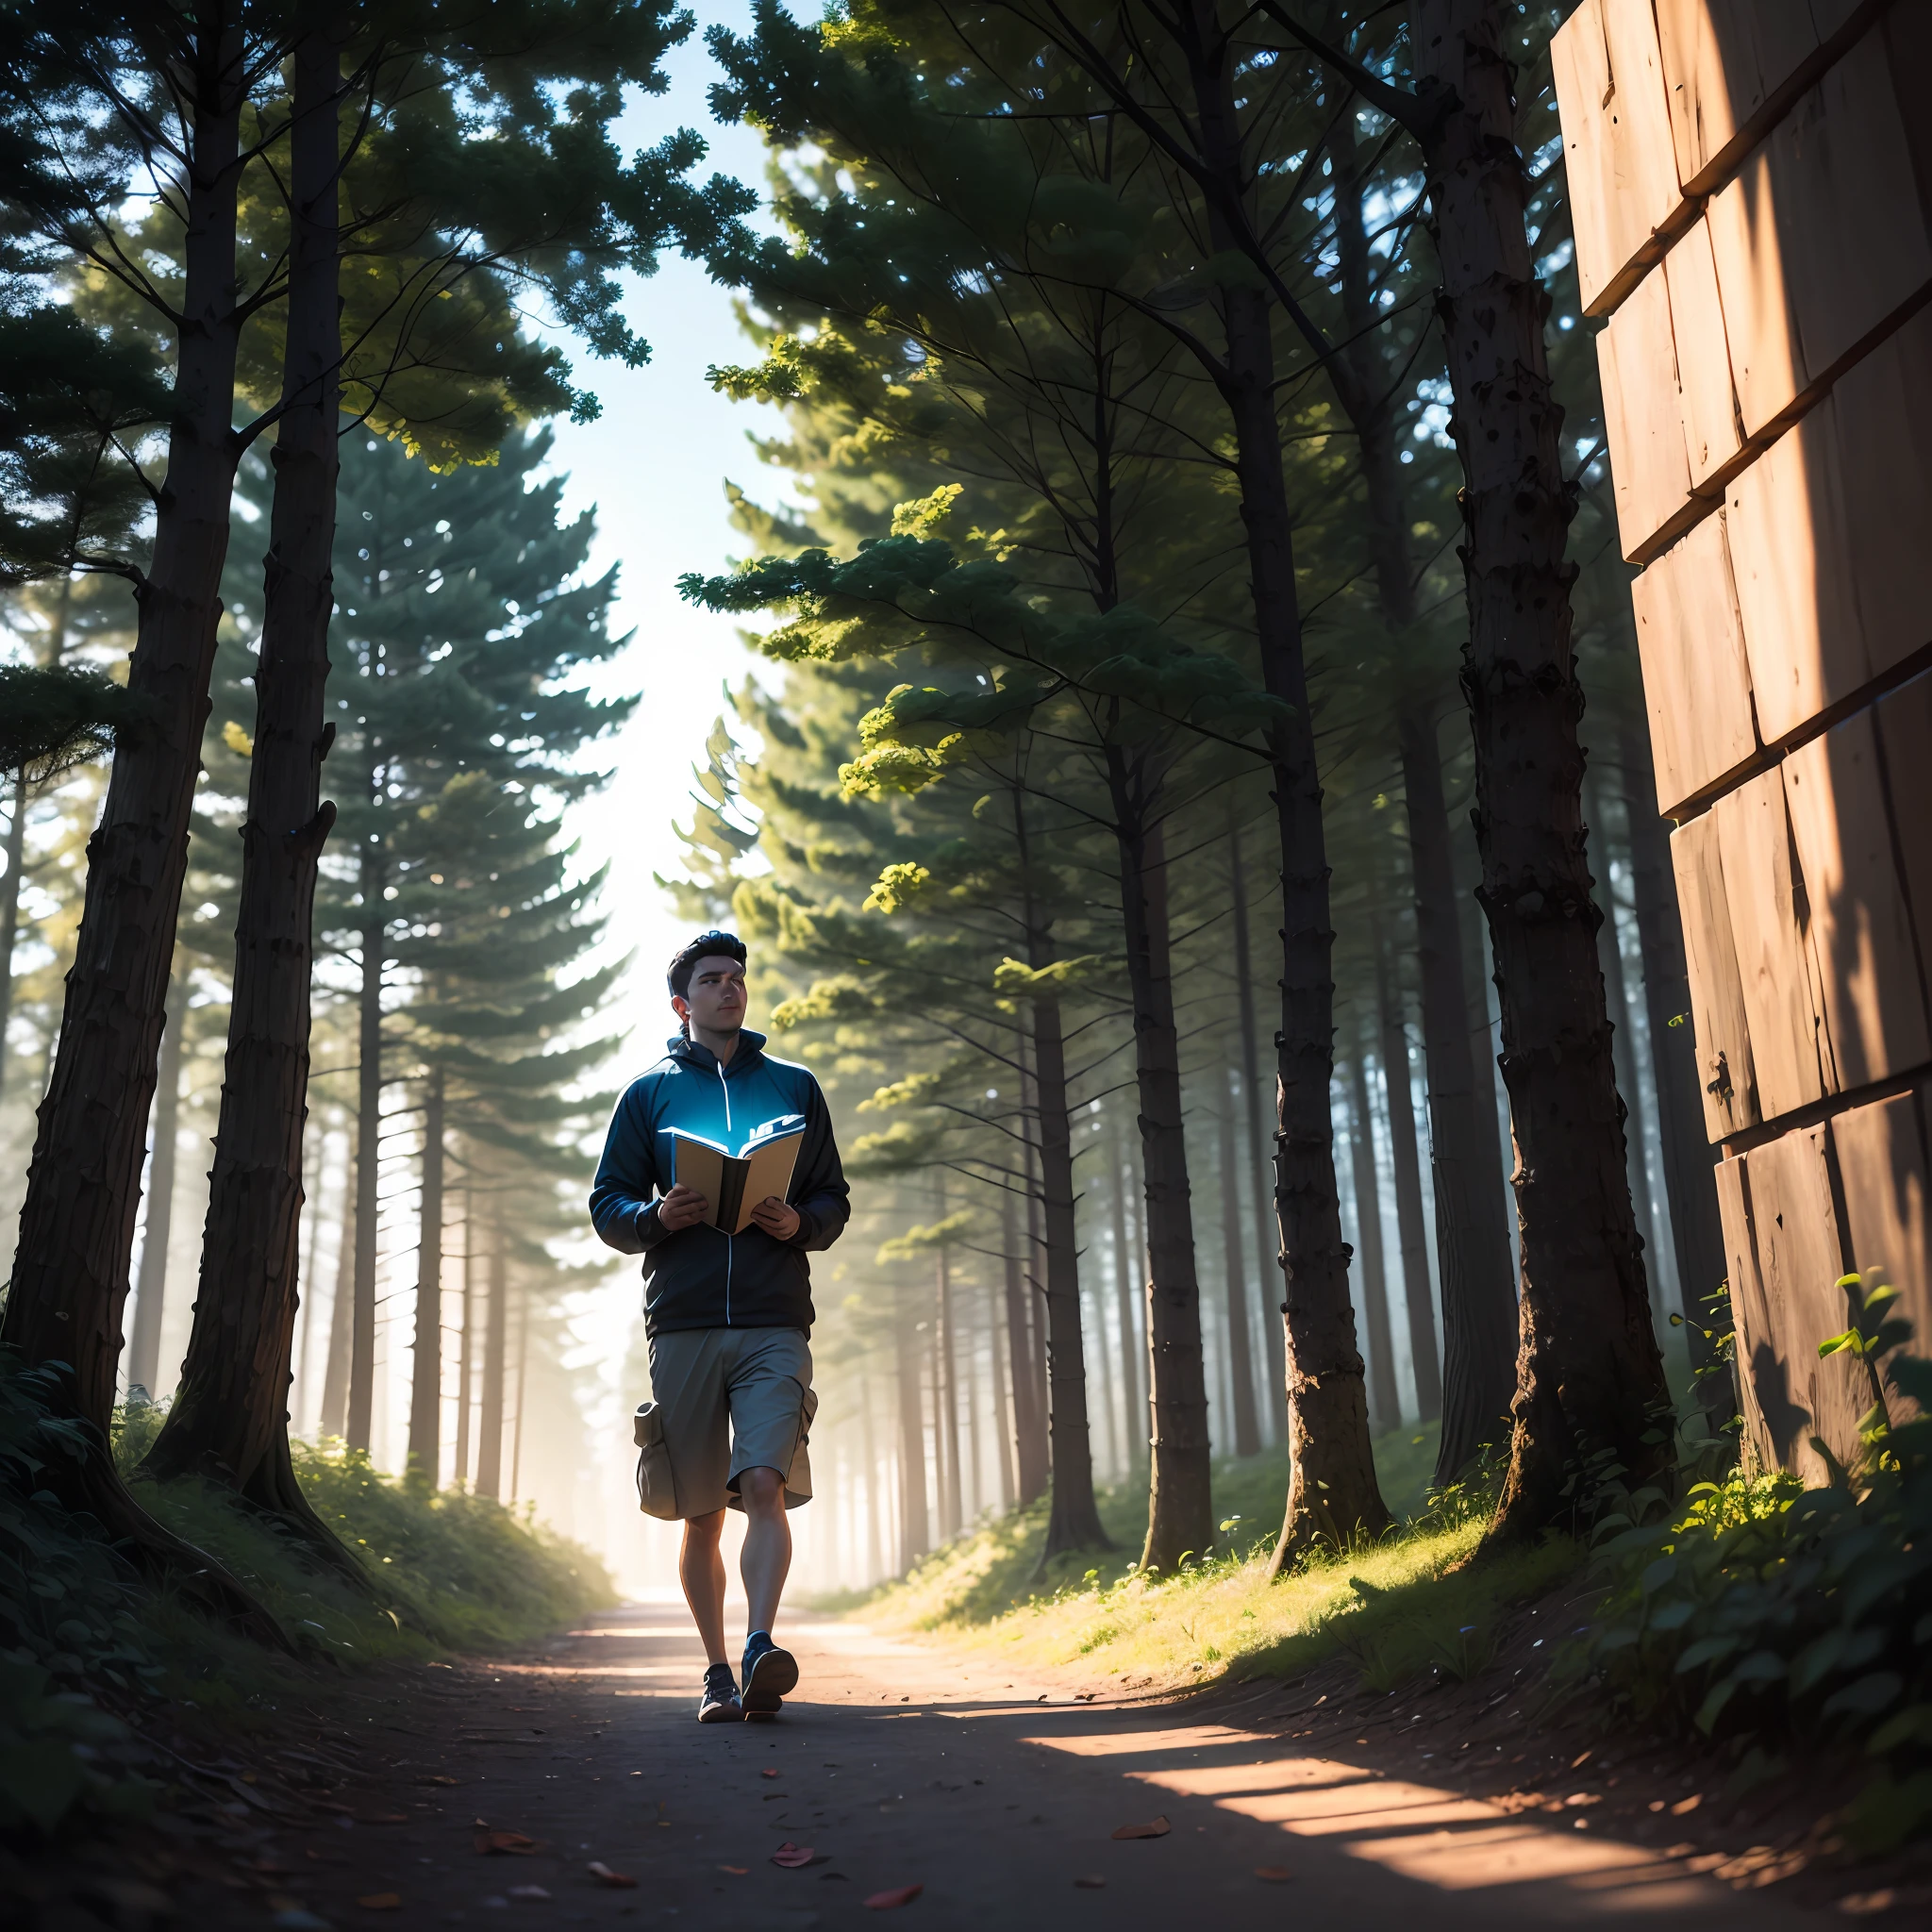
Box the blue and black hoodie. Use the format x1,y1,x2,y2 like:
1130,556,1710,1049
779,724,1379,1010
589,1030,850,1338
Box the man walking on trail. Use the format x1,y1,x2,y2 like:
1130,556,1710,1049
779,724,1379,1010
591,931,850,1724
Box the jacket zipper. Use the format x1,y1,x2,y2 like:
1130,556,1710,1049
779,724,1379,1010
719,1062,733,1324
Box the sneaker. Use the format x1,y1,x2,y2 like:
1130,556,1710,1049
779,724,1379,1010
741,1630,798,1721
698,1661,741,1724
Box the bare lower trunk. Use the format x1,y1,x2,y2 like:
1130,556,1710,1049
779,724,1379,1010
1217,1075,1260,1457
1032,990,1109,1561
1618,718,1732,1425
1001,1185,1048,1502
1400,702,1518,1479
1416,0,1669,1536
1110,796,1213,1574
509,1281,528,1500
0,764,29,1099
143,31,347,1602
933,1227,959,1540
320,1132,355,1436
347,848,385,1450
1105,1105,1145,1470
406,1067,445,1481
1345,1036,1401,1432
894,1291,929,1564
1227,806,1287,1440
1375,927,1441,1420
988,1253,1015,1509
475,1207,507,1499
1586,774,1661,1316
127,975,189,1398
455,1190,474,1486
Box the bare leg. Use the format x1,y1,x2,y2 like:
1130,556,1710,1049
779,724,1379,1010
738,1466,791,1636
678,1508,728,1666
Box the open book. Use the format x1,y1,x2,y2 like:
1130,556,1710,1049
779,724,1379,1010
667,1118,806,1234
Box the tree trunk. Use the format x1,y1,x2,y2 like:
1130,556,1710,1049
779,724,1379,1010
1032,988,1110,1560
475,1206,507,1499
1216,1072,1261,1457
455,1189,474,1487
1108,794,1213,1574
348,844,386,1450
1415,0,1670,1535
142,26,348,1602
1375,924,1442,1421
987,1253,1014,1510
320,1127,356,1437
1618,717,1733,1426
1174,16,1388,1564
1227,804,1287,1441
894,1289,929,1564
1400,702,1519,1479
407,1066,445,1481
1105,1104,1144,1471
1000,1184,1048,1502
861,1372,885,1580
509,1277,528,1501
127,974,189,1399
1586,774,1662,1318
0,764,29,1100
0,20,283,1637
1345,1035,1401,1432
933,1228,959,1540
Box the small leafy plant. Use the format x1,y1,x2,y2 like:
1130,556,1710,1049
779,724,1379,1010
1580,1274,1932,1848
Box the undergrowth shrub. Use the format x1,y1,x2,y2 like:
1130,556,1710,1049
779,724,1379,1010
1580,1275,1932,1850
0,1358,613,1838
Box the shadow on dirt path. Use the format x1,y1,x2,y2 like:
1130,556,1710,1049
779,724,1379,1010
259,1597,1824,1929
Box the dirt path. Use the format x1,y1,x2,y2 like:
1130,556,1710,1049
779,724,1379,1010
220,1598,1836,1930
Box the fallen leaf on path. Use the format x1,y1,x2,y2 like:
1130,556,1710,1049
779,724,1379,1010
761,1768,779,1779
1074,1874,1106,1889
1255,1866,1293,1882
473,1825,542,1856
1110,1817,1171,1840
355,1894,400,1910
507,1885,551,1900
864,1884,923,1909
718,1865,748,1875
587,1862,636,1889
771,1842,816,1868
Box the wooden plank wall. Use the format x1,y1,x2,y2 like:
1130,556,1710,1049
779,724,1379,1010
1554,0,1932,1474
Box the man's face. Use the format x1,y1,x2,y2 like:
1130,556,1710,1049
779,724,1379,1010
674,955,748,1036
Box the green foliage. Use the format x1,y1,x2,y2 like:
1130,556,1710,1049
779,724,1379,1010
1580,1280,1932,1849
0,662,144,781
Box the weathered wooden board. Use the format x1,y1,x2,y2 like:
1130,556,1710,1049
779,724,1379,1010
1827,304,1932,684
1671,810,1761,1141
1552,0,1683,314
1652,0,1822,195
1714,1150,1778,1465
1829,1086,1931,1422
1599,267,1692,560
1783,713,1931,1091
1779,28,1932,387
1712,766,1828,1122
1631,513,1758,815
1874,669,1932,997
1725,395,1864,744
1747,1125,1866,1481
1706,147,1807,438
1662,217,1742,491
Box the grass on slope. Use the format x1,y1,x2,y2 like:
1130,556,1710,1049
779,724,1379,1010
835,1422,1580,1698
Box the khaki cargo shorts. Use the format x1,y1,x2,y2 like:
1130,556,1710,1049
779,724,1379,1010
643,1325,816,1520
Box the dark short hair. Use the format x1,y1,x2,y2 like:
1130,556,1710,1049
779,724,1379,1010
668,929,748,1002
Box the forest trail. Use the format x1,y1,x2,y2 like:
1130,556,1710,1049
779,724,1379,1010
265,1600,1824,1931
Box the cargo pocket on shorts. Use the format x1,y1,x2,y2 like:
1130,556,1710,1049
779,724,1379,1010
784,1384,820,1506
633,1402,679,1520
